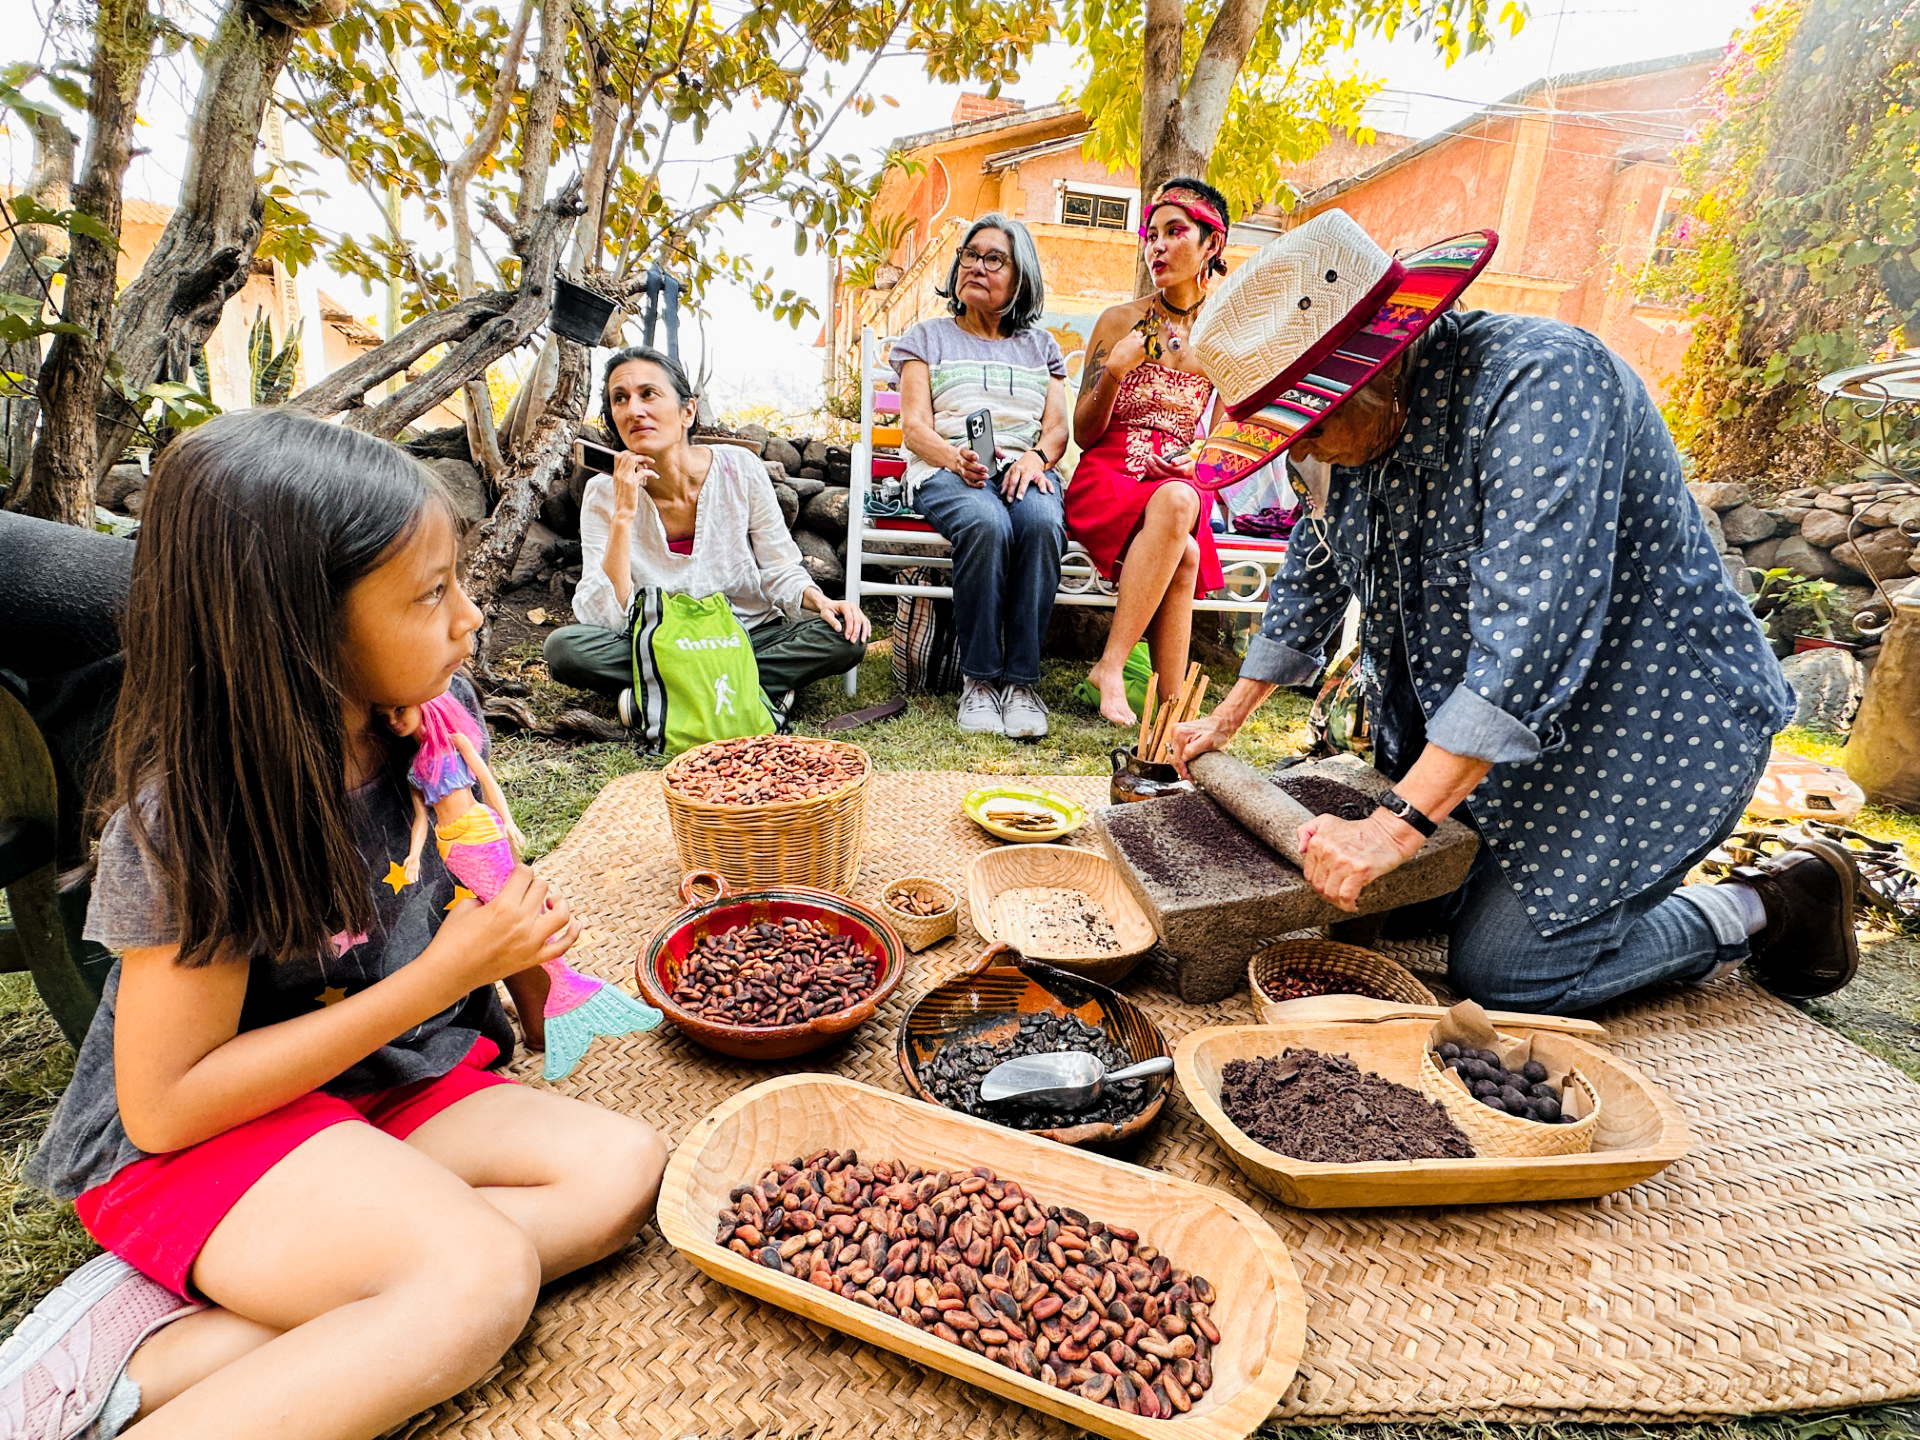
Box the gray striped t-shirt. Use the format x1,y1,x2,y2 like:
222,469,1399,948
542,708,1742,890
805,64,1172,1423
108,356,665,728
889,317,1065,494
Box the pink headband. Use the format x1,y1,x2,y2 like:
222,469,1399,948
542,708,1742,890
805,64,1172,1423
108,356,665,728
1139,189,1228,240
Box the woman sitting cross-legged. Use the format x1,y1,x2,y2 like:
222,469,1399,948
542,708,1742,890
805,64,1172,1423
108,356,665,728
1066,178,1232,727
893,214,1070,740
543,347,869,721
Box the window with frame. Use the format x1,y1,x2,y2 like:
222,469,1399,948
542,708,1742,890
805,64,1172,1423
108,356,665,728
1638,186,1694,304
1060,190,1131,230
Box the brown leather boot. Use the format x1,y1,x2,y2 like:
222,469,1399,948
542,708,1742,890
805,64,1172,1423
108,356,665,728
1729,837,1862,999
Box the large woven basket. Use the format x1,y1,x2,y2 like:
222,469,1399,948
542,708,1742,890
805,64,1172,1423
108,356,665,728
1248,938,1436,1020
1417,1039,1601,1158
661,737,871,895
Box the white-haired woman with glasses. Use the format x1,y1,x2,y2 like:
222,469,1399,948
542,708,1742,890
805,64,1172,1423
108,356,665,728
893,214,1069,739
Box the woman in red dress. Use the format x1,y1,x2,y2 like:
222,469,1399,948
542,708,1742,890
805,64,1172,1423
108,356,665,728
1067,178,1231,727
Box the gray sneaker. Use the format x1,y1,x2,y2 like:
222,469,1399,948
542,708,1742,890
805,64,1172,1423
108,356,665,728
999,685,1049,740
956,678,1005,735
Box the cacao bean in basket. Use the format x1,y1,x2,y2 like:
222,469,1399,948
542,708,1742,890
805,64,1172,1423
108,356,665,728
716,1150,1220,1418
668,736,864,805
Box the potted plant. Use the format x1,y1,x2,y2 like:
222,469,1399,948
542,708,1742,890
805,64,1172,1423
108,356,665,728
1748,567,1854,652
550,271,619,346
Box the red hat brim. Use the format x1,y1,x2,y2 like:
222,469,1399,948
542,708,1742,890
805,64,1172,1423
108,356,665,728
1190,228,1498,493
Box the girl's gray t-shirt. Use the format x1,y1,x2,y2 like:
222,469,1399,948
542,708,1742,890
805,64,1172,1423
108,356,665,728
890,317,1066,493
28,675,515,1200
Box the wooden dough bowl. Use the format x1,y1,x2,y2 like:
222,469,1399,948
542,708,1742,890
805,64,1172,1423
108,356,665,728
1175,1019,1692,1209
658,1074,1308,1440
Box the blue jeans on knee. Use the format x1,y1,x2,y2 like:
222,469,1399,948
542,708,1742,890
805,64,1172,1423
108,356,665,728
1392,806,1752,1014
912,469,1065,687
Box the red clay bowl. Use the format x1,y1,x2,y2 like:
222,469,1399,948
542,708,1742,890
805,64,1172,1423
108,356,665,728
637,870,907,1061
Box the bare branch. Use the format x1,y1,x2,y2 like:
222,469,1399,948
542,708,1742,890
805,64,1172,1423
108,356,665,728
325,180,584,437
285,290,517,414
450,0,534,297
513,0,573,232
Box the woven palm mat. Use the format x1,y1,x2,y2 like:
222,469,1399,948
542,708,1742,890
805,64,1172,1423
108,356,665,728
399,771,1920,1437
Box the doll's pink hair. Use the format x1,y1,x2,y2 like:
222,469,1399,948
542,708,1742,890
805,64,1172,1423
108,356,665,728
409,691,486,798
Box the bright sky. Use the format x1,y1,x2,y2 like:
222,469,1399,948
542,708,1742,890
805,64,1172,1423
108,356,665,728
9,0,1758,418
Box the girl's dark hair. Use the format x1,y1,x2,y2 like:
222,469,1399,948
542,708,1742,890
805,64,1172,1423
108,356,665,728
600,345,697,449
106,408,452,968
1153,177,1233,277
934,213,1046,335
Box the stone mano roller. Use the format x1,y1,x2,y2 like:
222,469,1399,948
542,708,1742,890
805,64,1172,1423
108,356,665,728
1093,753,1480,1003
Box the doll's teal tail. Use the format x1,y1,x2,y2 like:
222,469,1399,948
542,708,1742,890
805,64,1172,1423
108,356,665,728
539,962,662,1082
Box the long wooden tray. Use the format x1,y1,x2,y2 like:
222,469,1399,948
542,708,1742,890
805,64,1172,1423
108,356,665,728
1175,1020,1692,1209
657,1074,1307,1440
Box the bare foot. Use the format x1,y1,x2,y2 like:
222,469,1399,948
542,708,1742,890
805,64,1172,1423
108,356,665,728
1086,662,1137,728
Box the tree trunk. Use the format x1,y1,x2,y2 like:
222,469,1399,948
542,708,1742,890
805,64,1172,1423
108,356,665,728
21,0,157,526
463,338,588,673
1135,0,1263,293
90,0,299,487
0,117,74,495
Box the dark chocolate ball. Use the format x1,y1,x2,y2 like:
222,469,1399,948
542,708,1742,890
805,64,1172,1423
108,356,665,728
1499,1085,1528,1107
1472,1078,1500,1099
1530,1080,1558,1100
1438,1043,1461,1061
1476,1049,1502,1067
1533,1095,1561,1122
1521,1060,1549,1084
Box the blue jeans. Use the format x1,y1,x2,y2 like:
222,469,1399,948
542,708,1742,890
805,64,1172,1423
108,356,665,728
1386,807,1752,1014
912,469,1065,687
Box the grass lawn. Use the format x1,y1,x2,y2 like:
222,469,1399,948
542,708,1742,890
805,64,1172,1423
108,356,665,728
5,642,1920,1439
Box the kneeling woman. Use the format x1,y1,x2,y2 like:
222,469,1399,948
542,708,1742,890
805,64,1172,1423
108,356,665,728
544,348,868,719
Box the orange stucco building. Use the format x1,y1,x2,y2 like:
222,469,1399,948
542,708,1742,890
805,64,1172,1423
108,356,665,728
826,97,1407,388
1275,52,1715,402
833,52,1714,404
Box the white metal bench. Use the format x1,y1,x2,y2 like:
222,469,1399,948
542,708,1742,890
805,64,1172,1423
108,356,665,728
842,325,1288,695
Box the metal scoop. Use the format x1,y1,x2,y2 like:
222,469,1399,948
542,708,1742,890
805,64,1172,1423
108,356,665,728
978,1051,1173,1110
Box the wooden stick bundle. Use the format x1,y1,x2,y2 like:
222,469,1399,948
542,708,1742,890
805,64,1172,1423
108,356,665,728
1135,662,1207,765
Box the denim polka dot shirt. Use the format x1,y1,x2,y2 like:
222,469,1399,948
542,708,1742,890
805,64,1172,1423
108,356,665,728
1242,310,1795,936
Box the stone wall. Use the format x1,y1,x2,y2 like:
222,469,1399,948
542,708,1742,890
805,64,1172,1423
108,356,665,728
1690,476,1918,652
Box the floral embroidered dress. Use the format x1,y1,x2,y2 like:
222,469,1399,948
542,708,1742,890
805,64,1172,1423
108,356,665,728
1065,362,1222,596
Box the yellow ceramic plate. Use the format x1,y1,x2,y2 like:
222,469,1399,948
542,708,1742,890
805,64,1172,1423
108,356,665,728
962,785,1087,844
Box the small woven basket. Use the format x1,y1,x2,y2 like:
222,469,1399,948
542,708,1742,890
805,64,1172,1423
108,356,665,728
880,877,959,953
1248,939,1437,1019
1417,1043,1601,1158
661,737,871,895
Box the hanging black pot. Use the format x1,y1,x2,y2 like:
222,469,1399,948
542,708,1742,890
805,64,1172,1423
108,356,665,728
550,275,617,346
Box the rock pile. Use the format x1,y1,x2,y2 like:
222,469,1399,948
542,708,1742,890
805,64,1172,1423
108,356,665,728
1690,478,1914,651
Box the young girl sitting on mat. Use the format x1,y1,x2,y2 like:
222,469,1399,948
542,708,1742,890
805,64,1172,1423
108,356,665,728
1,409,667,1440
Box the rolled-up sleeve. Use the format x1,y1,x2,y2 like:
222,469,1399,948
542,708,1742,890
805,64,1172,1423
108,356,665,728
1240,531,1351,686
571,477,627,631
1426,340,1622,764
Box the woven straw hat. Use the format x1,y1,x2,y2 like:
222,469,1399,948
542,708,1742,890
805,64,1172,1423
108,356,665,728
1187,209,1497,491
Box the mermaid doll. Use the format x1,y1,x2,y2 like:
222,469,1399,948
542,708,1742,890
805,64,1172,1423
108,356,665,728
389,693,660,1080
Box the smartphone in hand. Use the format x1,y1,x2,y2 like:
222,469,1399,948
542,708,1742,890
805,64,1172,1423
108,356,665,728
963,408,999,482
573,437,620,474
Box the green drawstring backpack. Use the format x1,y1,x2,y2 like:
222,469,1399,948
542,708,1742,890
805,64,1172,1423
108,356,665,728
626,589,777,755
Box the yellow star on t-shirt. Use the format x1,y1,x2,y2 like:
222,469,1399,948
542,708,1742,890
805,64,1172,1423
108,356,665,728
445,885,476,912
317,985,350,1007
383,861,412,894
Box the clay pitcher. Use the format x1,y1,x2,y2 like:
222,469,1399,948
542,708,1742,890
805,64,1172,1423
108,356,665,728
1109,747,1185,805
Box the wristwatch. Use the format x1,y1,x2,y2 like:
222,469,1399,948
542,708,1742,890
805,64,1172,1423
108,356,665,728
1374,788,1437,838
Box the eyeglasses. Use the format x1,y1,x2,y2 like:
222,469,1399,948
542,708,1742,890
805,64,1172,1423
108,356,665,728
955,246,1010,274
